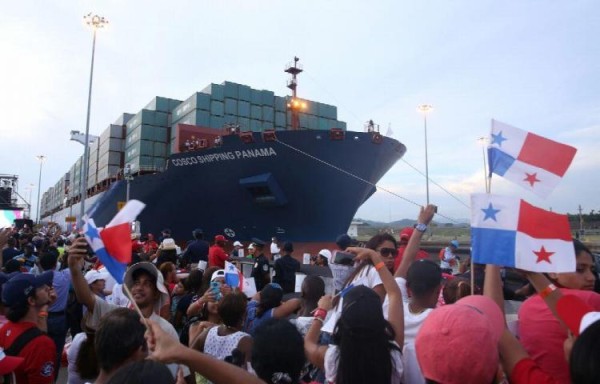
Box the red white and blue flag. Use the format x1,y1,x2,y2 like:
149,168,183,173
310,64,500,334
83,200,145,284
488,120,577,198
470,193,574,272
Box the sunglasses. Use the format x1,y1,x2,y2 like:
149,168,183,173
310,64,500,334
378,248,398,257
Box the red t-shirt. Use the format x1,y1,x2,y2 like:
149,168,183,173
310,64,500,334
0,321,56,384
518,288,600,384
208,245,228,269
393,246,430,272
510,358,558,384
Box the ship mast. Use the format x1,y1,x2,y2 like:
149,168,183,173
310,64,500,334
285,56,304,130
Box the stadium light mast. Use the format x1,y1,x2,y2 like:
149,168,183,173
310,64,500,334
417,104,433,205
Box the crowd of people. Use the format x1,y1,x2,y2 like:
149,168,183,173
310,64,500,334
0,204,599,384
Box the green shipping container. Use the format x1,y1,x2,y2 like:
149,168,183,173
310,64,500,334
202,83,225,101
126,125,156,147
153,157,166,170
238,84,251,102
125,140,154,162
223,114,238,125
238,117,250,131
274,96,287,112
174,109,210,127
154,127,168,142
262,106,274,122
251,105,262,120
249,119,261,131
275,112,286,127
238,101,250,117
153,142,167,157
223,82,239,99
250,89,262,105
210,115,224,129
261,90,275,106
172,93,210,119
210,100,224,117
224,98,238,115
308,115,318,130
129,156,154,173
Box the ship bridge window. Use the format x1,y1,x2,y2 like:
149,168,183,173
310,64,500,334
239,173,287,207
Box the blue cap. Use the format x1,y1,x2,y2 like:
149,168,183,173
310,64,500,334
450,240,459,248
2,271,53,307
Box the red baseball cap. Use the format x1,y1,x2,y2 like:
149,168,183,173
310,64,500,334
415,295,504,384
556,294,600,337
399,227,414,241
214,235,227,243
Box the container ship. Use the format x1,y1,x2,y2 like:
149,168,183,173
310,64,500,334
40,58,406,249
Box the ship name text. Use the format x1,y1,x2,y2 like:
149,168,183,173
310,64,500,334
171,147,278,166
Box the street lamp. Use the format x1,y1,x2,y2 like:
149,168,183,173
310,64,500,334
80,13,108,223
35,155,46,224
417,104,433,205
25,184,34,219
124,164,133,201
477,137,490,193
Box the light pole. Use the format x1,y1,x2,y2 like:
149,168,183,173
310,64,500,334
477,137,489,192
124,164,133,201
25,184,34,219
417,104,433,205
35,155,46,224
80,13,108,222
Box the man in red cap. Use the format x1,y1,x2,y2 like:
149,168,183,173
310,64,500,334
208,235,229,269
393,227,430,272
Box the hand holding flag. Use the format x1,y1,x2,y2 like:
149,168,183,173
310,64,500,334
488,120,577,198
470,193,575,273
83,200,146,284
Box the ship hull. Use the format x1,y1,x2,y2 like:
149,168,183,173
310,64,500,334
49,130,405,244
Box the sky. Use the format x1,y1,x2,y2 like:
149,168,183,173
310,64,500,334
1,0,599,224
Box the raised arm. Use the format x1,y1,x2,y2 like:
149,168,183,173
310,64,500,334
348,247,404,346
67,237,97,312
146,319,265,384
395,204,436,279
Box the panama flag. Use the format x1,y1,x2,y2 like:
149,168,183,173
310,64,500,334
470,193,574,272
83,200,146,284
488,120,577,198
224,261,244,290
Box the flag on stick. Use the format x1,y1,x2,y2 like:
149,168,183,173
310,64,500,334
488,120,577,198
83,200,145,284
470,193,574,272
225,261,244,290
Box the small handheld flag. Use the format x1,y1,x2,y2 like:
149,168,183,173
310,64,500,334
488,120,577,198
225,261,244,291
83,200,145,284
470,193,575,273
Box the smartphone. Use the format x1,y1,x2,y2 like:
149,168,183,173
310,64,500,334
210,281,222,301
334,251,355,265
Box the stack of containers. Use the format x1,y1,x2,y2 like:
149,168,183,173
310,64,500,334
170,92,212,154
71,156,83,201
124,109,169,173
87,139,99,188
98,125,124,182
40,191,49,217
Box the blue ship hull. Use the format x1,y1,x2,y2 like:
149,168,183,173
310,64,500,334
87,130,405,243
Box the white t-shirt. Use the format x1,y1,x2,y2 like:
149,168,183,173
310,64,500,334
67,332,88,384
270,242,280,255
89,298,190,378
440,247,457,270
321,264,383,333
324,344,403,384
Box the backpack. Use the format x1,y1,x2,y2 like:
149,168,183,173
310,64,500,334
3,326,44,383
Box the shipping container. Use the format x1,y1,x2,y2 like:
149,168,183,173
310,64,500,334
261,90,275,106
172,93,211,119
210,100,224,117
153,157,166,170
128,156,154,173
238,117,250,130
274,96,287,112
127,110,168,132
99,151,123,168
100,138,124,153
125,140,154,161
223,114,238,125
275,112,286,127
97,165,120,181
262,106,274,122
238,101,250,117
100,124,124,143
209,115,223,129
144,96,182,112
249,119,261,131
202,83,224,101
308,115,318,130
153,142,167,157
238,84,251,102
224,98,238,115
173,109,210,127
223,82,239,99
114,113,135,126
251,105,262,120
154,126,168,142
250,89,261,105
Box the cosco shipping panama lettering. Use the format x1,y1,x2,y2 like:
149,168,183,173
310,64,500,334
40,58,406,250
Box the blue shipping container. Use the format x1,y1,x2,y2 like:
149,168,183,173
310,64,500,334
210,100,224,117
223,82,239,99
251,105,262,120
224,98,238,115
238,84,251,102
262,106,274,122
238,101,250,117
